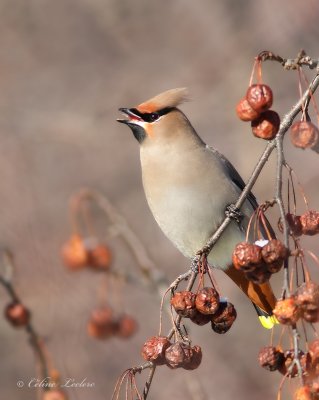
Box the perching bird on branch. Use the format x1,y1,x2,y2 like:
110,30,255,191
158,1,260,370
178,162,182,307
118,88,277,329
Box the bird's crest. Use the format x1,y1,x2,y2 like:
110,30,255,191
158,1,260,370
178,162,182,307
136,88,189,113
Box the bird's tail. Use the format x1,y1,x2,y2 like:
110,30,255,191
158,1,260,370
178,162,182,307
225,266,279,329
253,303,278,329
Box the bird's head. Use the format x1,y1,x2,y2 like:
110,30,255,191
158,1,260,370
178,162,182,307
117,88,190,144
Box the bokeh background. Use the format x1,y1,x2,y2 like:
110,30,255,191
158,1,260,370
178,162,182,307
0,1,319,399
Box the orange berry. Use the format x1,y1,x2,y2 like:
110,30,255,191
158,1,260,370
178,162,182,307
61,234,88,270
273,297,301,325
294,386,312,400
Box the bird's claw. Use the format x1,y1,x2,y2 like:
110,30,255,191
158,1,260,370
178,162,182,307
225,204,243,223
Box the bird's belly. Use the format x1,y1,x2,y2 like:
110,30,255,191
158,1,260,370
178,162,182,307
146,186,245,270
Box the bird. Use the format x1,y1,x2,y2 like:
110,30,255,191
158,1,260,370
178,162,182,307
117,87,277,329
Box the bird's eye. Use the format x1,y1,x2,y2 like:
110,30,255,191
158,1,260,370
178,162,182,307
149,113,159,122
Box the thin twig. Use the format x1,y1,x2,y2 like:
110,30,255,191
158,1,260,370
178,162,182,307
0,250,50,390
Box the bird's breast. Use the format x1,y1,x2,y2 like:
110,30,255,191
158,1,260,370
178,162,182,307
140,146,247,269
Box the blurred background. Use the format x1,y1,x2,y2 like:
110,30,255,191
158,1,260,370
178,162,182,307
0,1,319,399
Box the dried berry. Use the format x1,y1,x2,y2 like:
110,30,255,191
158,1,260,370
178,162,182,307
5,302,30,327
286,213,303,237
295,282,319,311
290,121,319,149
294,386,313,400
165,342,192,369
246,84,273,112
87,306,115,339
61,234,88,270
183,345,203,370
273,297,301,325
232,242,263,272
141,336,171,365
236,97,260,121
211,301,237,334
261,239,288,273
42,389,68,400
88,243,112,271
279,350,311,378
245,264,272,284
195,287,220,315
309,339,319,365
251,110,280,140
190,310,212,326
258,346,284,371
170,291,196,318
300,210,319,236
116,315,137,339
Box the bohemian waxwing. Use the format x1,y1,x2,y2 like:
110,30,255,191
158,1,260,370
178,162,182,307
118,88,277,329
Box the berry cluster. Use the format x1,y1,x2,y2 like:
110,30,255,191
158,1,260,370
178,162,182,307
170,288,237,334
287,210,319,237
236,84,281,140
141,336,202,370
232,239,288,284
62,234,112,271
87,306,137,340
259,338,319,398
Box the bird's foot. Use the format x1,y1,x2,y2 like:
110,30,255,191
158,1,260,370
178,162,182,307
225,204,243,223
190,255,201,273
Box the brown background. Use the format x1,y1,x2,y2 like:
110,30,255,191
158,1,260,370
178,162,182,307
0,1,319,399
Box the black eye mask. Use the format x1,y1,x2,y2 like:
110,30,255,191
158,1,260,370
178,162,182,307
129,107,173,122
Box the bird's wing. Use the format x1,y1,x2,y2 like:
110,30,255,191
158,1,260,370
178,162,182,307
206,145,258,210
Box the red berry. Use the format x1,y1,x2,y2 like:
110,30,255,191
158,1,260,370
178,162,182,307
116,315,137,339
232,242,263,272
246,84,273,112
211,301,237,334
286,213,303,237
236,97,260,121
87,306,115,339
300,210,319,236
141,336,171,365
251,110,280,140
88,243,112,271
261,239,288,273
170,291,196,318
190,310,212,326
258,346,284,371
290,121,319,149
5,302,30,327
195,287,220,315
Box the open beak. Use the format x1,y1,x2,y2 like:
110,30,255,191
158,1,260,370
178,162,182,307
117,108,142,124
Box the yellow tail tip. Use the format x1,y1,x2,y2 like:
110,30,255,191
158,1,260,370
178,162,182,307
259,315,279,329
